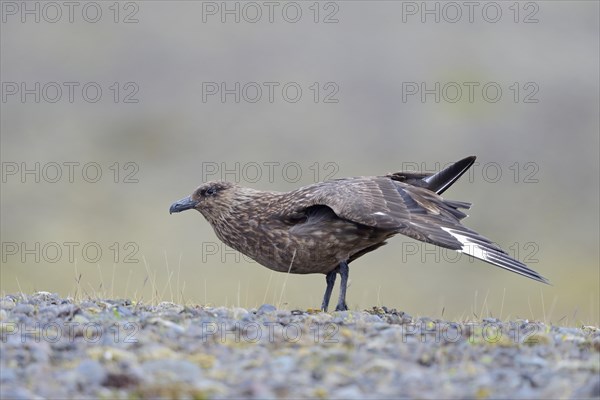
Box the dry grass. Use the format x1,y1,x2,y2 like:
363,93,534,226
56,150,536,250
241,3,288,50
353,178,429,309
2,257,598,328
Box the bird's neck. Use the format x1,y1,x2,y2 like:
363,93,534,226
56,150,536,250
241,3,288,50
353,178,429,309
204,189,282,252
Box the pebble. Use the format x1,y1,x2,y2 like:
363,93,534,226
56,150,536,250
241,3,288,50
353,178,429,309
0,299,16,310
0,294,597,399
76,360,107,386
0,386,39,400
13,303,35,315
332,385,364,399
0,366,17,383
256,304,277,315
142,359,202,384
155,301,184,313
232,307,249,319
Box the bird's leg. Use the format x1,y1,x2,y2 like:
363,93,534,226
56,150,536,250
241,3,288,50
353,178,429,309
320,269,337,312
335,261,349,311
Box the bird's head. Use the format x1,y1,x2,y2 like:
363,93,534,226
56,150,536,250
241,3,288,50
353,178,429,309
169,181,239,222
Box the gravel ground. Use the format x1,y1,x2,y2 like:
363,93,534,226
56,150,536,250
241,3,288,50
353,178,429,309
0,292,599,399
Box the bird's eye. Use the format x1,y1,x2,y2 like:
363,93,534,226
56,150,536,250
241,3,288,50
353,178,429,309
205,187,217,196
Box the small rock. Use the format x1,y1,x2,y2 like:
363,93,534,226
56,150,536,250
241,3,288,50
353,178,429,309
0,299,16,310
0,366,16,383
332,385,363,399
76,360,107,387
231,307,249,319
516,355,547,368
31,292,58,303
361,313,384,323
142,359,202,384
102,372,140,388
148,317,185,334
155,301,184,313
80,301,98,308
71,314,89,324
13,304,35,315
256,304,277,315
0,386,38,400
272,355,296,373
592,336,600,352
484,317,501,324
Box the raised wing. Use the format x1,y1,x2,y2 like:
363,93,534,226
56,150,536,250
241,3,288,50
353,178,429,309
386,155,476,194
280,176,548,284
281,177,468,230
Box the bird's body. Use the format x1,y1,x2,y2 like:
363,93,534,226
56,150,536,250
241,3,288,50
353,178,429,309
201,183,393,275
170,156,548,311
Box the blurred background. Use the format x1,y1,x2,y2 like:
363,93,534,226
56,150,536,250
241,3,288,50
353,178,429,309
1,1,598,324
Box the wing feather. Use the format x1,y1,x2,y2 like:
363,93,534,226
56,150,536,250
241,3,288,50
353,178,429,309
279,175,548,283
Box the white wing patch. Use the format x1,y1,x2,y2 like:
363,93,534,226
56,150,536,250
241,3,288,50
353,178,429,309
372,212,387,216
441,227,492,262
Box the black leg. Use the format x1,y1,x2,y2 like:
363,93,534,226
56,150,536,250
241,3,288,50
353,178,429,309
320,269,337,312
335,261,349,311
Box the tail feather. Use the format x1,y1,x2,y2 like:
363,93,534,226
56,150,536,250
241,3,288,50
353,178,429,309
442,227,550,284
423,155,476,195
387,156,476,195
388,156,549,284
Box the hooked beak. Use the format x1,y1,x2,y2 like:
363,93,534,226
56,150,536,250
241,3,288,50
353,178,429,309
169,196,198,214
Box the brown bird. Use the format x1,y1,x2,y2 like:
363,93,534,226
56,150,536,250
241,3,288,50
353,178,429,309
170,156,548,312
